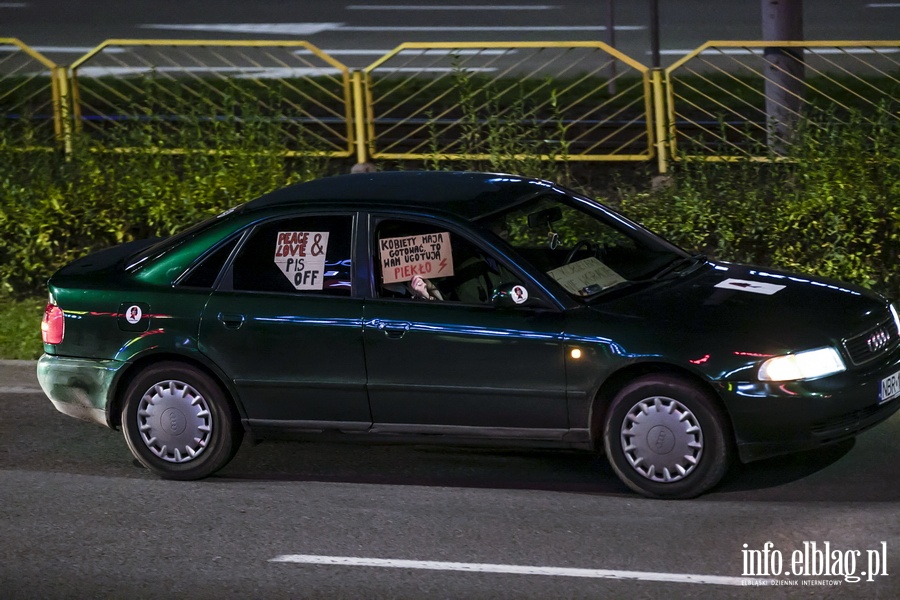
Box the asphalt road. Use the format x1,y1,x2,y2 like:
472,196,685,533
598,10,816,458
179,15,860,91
2,360,899,598
3,0,898,68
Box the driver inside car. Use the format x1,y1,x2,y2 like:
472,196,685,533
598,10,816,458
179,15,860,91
409,275,443,300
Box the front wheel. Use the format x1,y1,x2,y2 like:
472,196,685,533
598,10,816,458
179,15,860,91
603,374,731,499
121,362,243,480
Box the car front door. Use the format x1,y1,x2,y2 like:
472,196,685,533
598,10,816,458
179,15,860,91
362,215,569,439
199,213,371,429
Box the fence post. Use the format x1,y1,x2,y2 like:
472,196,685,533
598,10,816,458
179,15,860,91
650,68,668,174
53,66,73,157
351,71,373,171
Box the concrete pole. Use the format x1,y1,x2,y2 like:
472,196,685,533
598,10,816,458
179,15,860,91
649,0,661,69
761,0,805,153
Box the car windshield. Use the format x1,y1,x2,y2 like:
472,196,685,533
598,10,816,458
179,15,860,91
477,191,696,301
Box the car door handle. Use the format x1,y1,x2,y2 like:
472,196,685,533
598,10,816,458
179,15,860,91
218,312,245,329
377,321,411,339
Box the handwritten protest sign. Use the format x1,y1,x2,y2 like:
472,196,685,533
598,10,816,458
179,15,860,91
379,232,454,284
547,257,625,295
274,231,329,290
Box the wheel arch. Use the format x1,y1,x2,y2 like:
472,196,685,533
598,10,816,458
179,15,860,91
110,351,245,431
588,362,735,451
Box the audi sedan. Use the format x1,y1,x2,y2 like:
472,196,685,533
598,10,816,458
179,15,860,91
37,171,900,498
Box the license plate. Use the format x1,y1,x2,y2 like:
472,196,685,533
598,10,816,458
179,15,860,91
880,370,900,404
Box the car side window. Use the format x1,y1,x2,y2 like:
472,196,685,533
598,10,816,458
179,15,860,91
374,218,521,304
231,215,352,296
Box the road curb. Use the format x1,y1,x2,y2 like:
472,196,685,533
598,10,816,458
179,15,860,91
0,360,39,387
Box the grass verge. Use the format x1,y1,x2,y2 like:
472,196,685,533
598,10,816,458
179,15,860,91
0,296,44,360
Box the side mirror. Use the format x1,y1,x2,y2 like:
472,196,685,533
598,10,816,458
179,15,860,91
491,282,533,308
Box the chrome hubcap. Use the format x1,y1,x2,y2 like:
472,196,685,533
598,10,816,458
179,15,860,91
620,396,703,483
137,380,212,463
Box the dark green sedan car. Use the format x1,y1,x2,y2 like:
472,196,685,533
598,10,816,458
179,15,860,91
38,171,900,498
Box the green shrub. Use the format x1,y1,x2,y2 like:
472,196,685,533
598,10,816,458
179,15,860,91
0,114,332,298
768,111,900,293
614,108,900,299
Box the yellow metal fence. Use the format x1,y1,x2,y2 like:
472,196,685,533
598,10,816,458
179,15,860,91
666,41,900,163
0,38,66,150
69,40,355,158
361,42,653,163
1,38,897,172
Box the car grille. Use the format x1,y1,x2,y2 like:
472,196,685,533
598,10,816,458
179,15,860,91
842,315,899,366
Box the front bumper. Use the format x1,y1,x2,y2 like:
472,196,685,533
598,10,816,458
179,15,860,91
37,354,127,428
720,351,900,462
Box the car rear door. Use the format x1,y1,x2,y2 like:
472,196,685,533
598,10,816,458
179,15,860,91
199,212,371,428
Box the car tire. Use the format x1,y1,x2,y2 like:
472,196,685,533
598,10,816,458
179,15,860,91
121,362,243,480
603,374,731,499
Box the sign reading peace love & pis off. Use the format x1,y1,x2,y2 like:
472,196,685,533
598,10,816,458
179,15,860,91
274,231,329,290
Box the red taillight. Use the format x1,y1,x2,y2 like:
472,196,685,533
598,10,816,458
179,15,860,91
41,303,64,345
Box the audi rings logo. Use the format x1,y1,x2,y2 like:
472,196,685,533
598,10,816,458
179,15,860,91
867,328,891,353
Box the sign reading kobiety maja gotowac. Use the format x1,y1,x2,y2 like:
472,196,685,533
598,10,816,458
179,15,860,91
379,232,454,284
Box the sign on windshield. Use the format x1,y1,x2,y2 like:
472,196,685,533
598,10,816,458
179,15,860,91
547,258,626,295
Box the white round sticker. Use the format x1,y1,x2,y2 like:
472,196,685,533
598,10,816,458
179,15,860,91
125,305,143,324
511,285,529,304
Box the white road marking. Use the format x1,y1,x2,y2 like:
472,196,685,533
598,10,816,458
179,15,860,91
867,3,900,6
0,45,124,53
346,4,560,9
359,67,497,72
73,66,344,78
314,49,510,55
340,25,642,32
0,45,508,57
0,386,44,394
662,47,899,55
69,67,497,79
140,23,343,36
71,65,494,78
269,554,768,586
0,2,28,7
141,23,644,35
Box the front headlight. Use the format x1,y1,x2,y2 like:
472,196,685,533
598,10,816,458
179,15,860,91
758,347,846,382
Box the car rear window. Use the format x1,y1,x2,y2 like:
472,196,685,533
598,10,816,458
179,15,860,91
230,214,353,296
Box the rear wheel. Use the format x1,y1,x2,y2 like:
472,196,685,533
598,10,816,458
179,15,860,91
122,362,242,480
603,374,731,499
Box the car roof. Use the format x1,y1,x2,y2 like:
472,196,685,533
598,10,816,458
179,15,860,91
243,171,560,220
